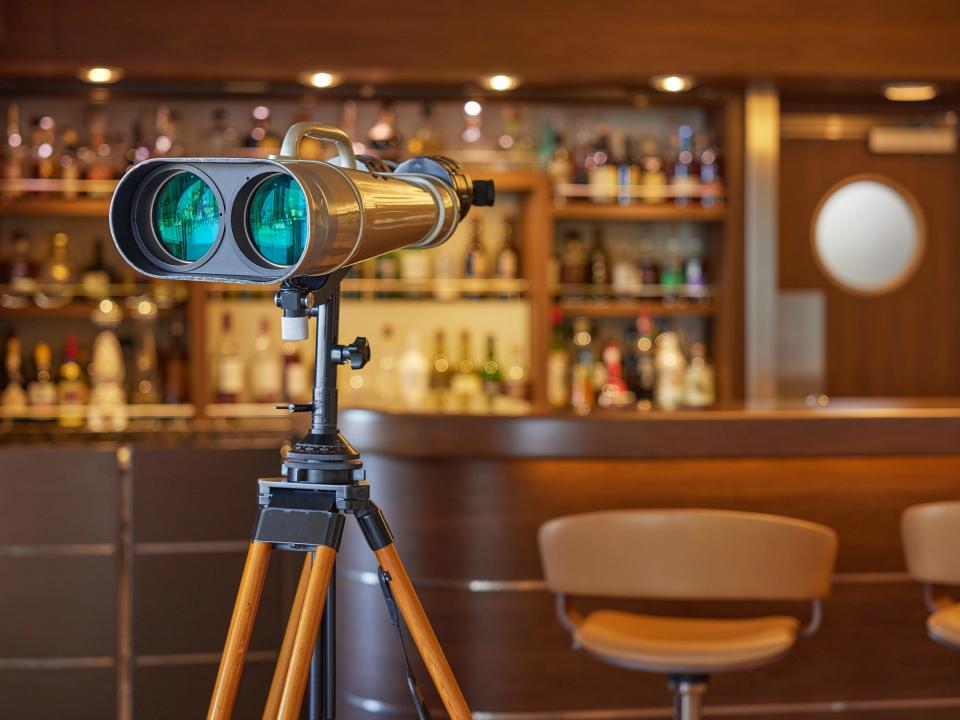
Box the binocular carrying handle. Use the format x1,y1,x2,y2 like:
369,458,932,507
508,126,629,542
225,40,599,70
279,123,358,169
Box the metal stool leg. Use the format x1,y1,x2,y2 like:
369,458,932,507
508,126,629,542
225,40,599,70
668,675,708,720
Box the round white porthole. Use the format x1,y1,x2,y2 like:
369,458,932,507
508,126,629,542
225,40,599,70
812,175,924,295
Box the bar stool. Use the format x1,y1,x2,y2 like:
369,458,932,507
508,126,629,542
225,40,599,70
538,509,837,720
902,502,960,650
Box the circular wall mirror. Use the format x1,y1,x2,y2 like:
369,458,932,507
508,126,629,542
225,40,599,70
812,176,924,295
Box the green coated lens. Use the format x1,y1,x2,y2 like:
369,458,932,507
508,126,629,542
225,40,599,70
152,172,220,262
247,174,308,266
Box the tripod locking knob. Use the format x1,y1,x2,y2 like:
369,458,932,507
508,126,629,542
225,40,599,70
332,336,371,370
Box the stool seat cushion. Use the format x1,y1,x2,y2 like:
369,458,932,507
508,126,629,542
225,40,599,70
928,604,960,649
574,610,801,674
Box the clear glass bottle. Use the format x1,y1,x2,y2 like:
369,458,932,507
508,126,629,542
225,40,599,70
547,307,570,409
451,329,482,409
430,329,453,408
57,334,89,428
463,217,487,299
654,330,687,410
250,317,282,403
35,231,75,309
27,341,57,410
1,331,27,411
479,334,502,398
495,213,520,298
215,312,244,403
398,329,429,409
671,124,700,207
639,136,667,204
684,342,716,408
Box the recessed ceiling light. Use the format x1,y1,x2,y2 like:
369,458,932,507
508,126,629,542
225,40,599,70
883,82,938,102
481,74,521,92
298,71,343,89
78,66,123,84
650,74,696,93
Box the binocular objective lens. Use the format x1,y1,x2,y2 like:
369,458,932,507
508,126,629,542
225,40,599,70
152,171,220,262
247,174,308,266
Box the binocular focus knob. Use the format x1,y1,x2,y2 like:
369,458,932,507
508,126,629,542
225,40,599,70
472,179,496,207
332,336,371,370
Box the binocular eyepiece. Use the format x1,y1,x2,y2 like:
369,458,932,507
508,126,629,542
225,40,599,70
109,124,494,285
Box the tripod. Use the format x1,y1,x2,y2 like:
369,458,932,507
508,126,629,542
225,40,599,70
206,273,471,720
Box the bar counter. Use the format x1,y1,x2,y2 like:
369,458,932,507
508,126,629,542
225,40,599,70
4,402,960,719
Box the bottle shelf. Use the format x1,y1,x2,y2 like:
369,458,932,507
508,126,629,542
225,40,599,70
551,203,726,223
0,284,189,319
0,198,113,218
556,299,716,318
204,403,290,419
206,278,530,300
0,403,195,422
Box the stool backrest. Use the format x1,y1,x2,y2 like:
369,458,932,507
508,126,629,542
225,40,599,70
539,509,837,601
902,502,960,584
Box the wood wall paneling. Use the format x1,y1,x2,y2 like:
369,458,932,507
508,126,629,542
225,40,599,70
5,1,960,84
779,138,960,396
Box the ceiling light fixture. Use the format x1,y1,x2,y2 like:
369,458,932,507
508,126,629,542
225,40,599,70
298,71,343,89
650,74,696,93
481,74,521,92
78,66,123,84
883,82,938,102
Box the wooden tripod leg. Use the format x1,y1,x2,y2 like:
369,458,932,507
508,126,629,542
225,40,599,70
276,545,337,720
208,541,272,720
262,553,312,720
375,544,472,720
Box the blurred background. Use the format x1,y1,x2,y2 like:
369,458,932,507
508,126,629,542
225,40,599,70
5,2,960,719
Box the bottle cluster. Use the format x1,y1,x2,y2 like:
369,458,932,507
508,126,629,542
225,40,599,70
547,310,715,413
553,226,709,301
545,122,722,205
0,319,189,430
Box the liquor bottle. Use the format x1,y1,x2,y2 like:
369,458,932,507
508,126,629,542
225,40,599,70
2,102,24,202
81,237,114,299
611,241,637,298
367,102,403,162
660,237,685,301
479,334,502,398
451,329,482,407
250,317,282,403
407,103,443,156
433,245,459,302
399,249,432,299
26,341,57,410
598,339,636,408
671,124,700,207
1,332,28,411
616,134,640,206
35,232,75,309
282,342,310,403
495,213,520,298
570,317,594,413
81,110,115,197
215,312,244,403
59,127,81,200
697,133,722,208
636,238,660,292
639,137,667,204
547,307,570,409
559,231,588,286
503,342,529,401
685,254,708,301
684,342,716,408
207,108,239,153
398,329,429,409
163,319,189,404
2,231,35,309
131,326,162,404
587,132,617,204
654,330,686,410
545,131,573,188
375,251,401,299
375,324,400,407
463,218,487,299
628,314,657,406
429,329,453,407
89,324,128,431
28,115,56,185
57,334,89,428
588,228,609,297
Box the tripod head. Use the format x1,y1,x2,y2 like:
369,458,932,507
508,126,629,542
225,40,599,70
274,272,369,485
